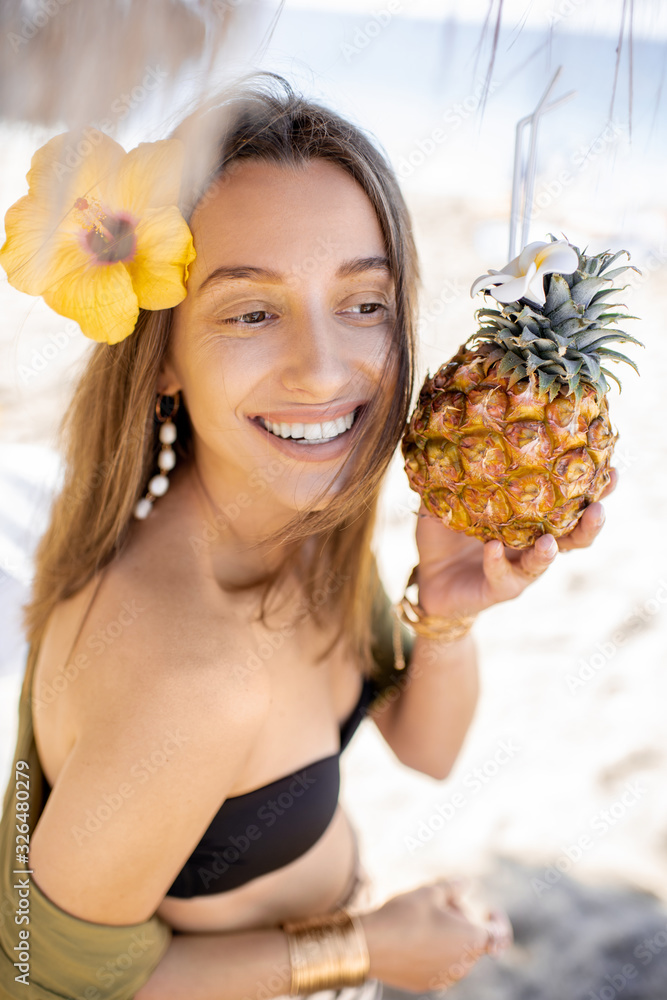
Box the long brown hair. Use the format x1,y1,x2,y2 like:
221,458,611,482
23,71,421,670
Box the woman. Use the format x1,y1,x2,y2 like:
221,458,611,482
0,73,614,999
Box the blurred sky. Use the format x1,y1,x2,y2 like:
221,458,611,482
3,1,665,260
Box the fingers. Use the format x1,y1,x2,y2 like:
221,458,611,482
440,878,469,914
556,501,606,552
484,908,513,957
522,533,558,575
430,876,469,910
598,466,618,500
556,467,617,551
483,534,557,589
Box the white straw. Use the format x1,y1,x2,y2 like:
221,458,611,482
508,67,576,260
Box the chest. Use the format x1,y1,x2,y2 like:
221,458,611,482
31,581,367,797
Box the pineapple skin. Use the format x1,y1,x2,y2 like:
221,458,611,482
402,341,617,549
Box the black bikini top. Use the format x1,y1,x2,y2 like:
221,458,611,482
38,560,412,901
165,672,380,898
40,672,380,900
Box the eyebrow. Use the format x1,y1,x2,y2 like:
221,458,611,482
197,255,392,294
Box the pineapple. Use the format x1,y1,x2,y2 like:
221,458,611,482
402,240,642,548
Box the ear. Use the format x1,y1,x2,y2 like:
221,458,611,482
156,356,182,396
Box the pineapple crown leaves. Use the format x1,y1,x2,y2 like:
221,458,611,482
469,239,644,402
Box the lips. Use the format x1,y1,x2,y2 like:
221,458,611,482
255,406,360,443
248,404,367,462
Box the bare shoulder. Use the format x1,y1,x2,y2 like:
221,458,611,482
30,556,271,925
51,551,269,722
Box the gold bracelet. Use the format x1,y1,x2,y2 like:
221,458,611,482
282,908,370,994
393,566,478,646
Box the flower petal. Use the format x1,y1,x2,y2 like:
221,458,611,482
517,241,550,275
471,271,516,297
110,140,186,218
0,129,131,295
534,241,579,276
488,270,534,303
0,193,88,294
127,206,196,310
498,251,527,278
42,261,139,344
26,129,126,218
472,262,538,303
523,273,549,306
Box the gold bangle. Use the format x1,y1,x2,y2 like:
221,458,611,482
282,908,370,994
393,566,478,644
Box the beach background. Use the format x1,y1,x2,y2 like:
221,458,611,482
1,1,666,996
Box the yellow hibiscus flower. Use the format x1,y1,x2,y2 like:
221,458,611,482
0,130,196,344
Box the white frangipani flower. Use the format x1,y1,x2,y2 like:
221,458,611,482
470,240,580,307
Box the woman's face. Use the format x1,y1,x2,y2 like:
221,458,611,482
161,157,397,521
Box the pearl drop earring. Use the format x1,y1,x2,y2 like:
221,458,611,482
133,392,180,520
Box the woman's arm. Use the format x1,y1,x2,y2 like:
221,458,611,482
27,625,271,926
136,882,504,1000
370,473,617,782
370,632,479,780
134,924,293,1000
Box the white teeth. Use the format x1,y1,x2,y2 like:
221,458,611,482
257,408,359,442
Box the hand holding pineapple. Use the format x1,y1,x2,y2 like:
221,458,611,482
412,467,616,621
401,238,640,618
401,238,639,619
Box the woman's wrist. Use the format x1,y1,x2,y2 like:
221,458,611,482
281,908,371,991
394,564,479,645
357,909,386,981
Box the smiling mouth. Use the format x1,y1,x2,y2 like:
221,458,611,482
252,406,363,444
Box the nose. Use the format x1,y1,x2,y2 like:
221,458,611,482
280,304,357,400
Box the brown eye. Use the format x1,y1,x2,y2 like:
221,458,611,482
345,303,387,316
222,310,273,326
